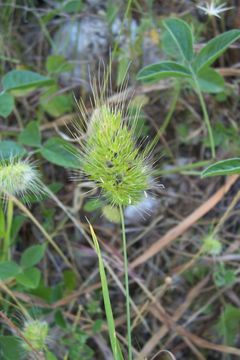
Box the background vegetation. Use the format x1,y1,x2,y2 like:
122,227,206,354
1,0,240,359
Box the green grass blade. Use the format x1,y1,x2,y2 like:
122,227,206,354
89,223,124,360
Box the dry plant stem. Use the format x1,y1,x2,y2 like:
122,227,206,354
2,198,13,261
9,195,73,270
131,175,239,268
0,281,28,317
119,205,132,360
212,189,240,236
0,311,45,360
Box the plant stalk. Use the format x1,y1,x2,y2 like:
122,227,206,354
191,72,216,159
3,199,14,261
119,205,132,360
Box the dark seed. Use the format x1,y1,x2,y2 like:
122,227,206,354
115,174,123,185
106,160,114,168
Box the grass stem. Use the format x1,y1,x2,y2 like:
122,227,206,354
119,205,132,360
3,199,14,261
191,71,216,159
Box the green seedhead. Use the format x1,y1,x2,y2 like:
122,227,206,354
81,104,153,207
22,319,48,352
0,158,42,201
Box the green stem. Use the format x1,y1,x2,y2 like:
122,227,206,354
191,72,216,159
156,159,211,175
3,199,14,261
119,205,132,360
159,82,180,135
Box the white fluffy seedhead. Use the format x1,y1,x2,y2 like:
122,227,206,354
0,157,42,203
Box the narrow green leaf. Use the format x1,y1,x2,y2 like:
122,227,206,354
41,137,80,169
0,261,21,281
197,67,225,93
0,92,14,117
2,70,53,91
89,223,123,360
193,29,240,72
201,158,240,177
18,121,41,147
137,61,191,83
20,243,46,268
163,18,194,62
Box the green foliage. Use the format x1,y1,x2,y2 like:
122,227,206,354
202,158,240,177
137,61,191,82
213,263,236,287
62,329,94,360
0,260,21,280
15,267,41,288
18,121,41,148
0,243,45,286
20,243,46,268
0,336,22,360
192,30,240,72
61,0,83,13
137,18,240,91
63,269,77,294
137,17,240,159
215,304,240,346
2,69,53,93
0,92,14,118
0,141,26,159
40,85,73,116
197,67,224,93
163,18,194,61
46,55,73,74
41,137,81,169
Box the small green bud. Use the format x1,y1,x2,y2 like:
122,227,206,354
22,319,48,352
102,205,121,223
202,234,222,255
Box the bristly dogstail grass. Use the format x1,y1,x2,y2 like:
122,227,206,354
21,319,49,353
0,157,42,261
73,73,157,360
0,157,42,202
82,104,153,206
75,72,156,207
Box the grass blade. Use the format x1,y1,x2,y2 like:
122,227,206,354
89,223,124,360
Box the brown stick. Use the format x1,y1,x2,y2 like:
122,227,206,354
131,175,239,269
